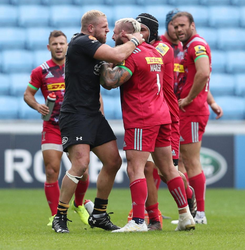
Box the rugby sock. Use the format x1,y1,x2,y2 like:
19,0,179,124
167,176,188,209
185,185,193,200
74,175,89,206
44,181,60,216
146,203,160,222
153,168,161,190
93,198,108,214
56,201,69,216
189,171,206,212
130,178,147,224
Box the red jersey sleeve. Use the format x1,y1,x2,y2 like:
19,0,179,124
188,43,209,62
29,66,43,90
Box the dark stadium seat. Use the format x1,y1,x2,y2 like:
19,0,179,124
209,74,235,97
9,73,30,97
0,5,18,26
226,51,245,74
217,28,245,50
208,6,240,27
210,50,226,73
0,28,26,50
234,74,245,97
0,96,19,119
177,5,209,27
18,5,50,27
33,49,51,68
26,27,53,50
197,28,218,49
0,74,10,95
1,50,33,73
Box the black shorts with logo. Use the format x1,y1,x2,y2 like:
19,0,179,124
59,112,117,152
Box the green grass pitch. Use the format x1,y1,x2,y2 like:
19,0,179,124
1,188,245,250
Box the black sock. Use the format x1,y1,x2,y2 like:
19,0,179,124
56,201,69,216
93,198,108,214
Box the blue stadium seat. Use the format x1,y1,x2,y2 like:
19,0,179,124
9,73,30,97
61,27,81,42
145,5,173,26
211,51,226,73
101,86,120,98
0,74,10,95
74,0,107,4
200,0,231,5
239,7,245,27
208,6,240,27
33,50,51,68
0,96,19,119
105,0,145,5
177,5,209,27
46,0,73,4
112,5,145,24
105,27,115,47
81,5,114,27
19,96,44,120
217,28,245,51
26,27,52,50
172,0,200,5
197,28,217,49
209,74,235,96
231,0,245,5
0,28,26,50
1,50,34,73
18,5,50,27
11,0,46,4
0,5,18,26
103,96,117,120
234,74,245,97
49,5,81,27
226,51,245,74
212,96,245,120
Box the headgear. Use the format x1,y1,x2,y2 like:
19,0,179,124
165,9,180,31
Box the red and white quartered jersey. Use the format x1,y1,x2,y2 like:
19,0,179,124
175,34,211,116
153,40,179,123
118,42,171,129
29,59,65,125
161,35,184,93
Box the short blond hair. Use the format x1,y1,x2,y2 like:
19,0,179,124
115,18,141,33
81,10,106,31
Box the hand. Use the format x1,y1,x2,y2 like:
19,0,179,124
37,103,49,115
178,97,192,112
210,102,223,119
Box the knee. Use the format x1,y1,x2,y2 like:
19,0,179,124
144,161,154,177
45,164,60,181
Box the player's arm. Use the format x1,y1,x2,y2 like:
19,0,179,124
24,85,49,116
179,56,210,111
207,90,223,119
100,63,132,89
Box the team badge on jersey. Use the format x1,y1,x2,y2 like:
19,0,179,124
89,35,97,41
155,43,169,56
194,45,207,56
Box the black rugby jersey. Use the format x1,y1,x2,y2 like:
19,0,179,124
61,33,103,114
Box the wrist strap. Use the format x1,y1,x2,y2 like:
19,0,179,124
130,37,139,47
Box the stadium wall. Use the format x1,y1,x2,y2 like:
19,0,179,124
0,120,244,189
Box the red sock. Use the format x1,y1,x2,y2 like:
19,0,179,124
167,176,187,209
153,168,161,190
182,172,193,199
130,178,147,220
146,203,159,222
44,181,60,216
189,171,206,212
74,175,89,206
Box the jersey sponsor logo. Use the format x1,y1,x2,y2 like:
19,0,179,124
155,43,170,56
174,63,184,73
47,82,65,91
150,64,161,72
194,45,207,56
145,57,163,64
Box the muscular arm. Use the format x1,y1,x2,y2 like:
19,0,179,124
100,63,132,89
179,56,210,111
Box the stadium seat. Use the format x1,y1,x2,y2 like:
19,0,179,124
81,5,114,27
19,96,44,120
217,28,245,51
1,50,34,73
105,27,115,47
33,50,51,68
26,27,52,50
239,7,245,27
0,28,26,50
210,51,226,73
231,0,245,5
0,5,18,26
105,0,145,5
177,5,209,27
172,0,200,5
0,74,10,95
208,6,240,28
61,27,81,42
212,96,245,120
234,74,245,97
101,86,120,98
200,0,231,5
209,74,235,96
145,5,173,26
0,96,19,119
18,5,50,27
112,5,145,25
11,0,45,4
226,51,245,74
9,73,30,97
197,28,217,49
46,0,73,4
49,5,81,27
74,0,107,4
103,96,117,120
